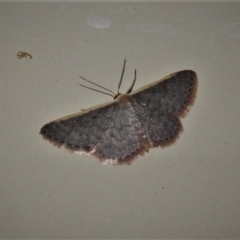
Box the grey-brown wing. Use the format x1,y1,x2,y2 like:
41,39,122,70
94,106,143,164
131,70,197,117
40,102,119,156
134,103,182,147
131,70,197,147
40,101,142,164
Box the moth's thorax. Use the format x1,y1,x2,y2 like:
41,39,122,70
115,94,134,110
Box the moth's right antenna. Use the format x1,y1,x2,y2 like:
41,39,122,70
126,69,137,94
117,58,127,94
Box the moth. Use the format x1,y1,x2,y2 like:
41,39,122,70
40,59,197,165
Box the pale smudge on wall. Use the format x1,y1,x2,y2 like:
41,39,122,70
87,11,111,29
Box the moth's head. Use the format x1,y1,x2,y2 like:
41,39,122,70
114,92,121,99
115,93,132,103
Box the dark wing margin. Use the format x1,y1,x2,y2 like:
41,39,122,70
131,70,198,117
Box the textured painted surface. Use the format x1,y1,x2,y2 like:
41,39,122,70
1,3,240,238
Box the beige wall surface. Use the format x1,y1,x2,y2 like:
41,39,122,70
0,2,240,238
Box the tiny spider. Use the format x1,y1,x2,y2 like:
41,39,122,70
17,51,32,59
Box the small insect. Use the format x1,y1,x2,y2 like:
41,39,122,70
17,51,32,59
40,59,198,165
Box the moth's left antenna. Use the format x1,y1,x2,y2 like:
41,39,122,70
79,76,115,98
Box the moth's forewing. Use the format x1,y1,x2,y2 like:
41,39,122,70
131,70,198,117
